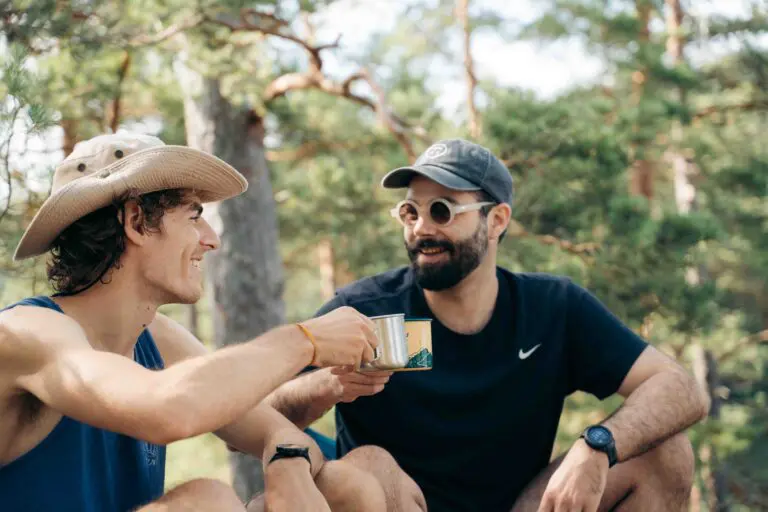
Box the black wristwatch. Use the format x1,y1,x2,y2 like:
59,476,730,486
268,444,311,467
580,425,618,468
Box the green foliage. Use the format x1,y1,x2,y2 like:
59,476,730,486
2,0,768,507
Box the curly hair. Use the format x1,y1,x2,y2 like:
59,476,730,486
47,189,189,295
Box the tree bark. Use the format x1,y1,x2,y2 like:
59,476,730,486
628,1,654,201
665,2,727,507
186,302,200,340
692,345,730,511
109,51,132,133
457,0,481,139
316,239,336,302
60,118,79,157
178,66,284,500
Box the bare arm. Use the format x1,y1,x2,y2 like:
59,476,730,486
149,313,326,477
265,369,340,430
603,346,710,462
1,305,314,446
266,367,393,430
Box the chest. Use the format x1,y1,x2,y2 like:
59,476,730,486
344,325,569,442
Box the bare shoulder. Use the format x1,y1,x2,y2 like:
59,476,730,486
0,305,89,365
148,312,209,365
0,305,91,408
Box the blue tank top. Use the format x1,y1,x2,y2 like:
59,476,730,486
0,296,167,512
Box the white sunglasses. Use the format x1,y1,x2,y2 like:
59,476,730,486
390,198,494,227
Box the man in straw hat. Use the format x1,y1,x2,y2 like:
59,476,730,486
0,132,425,511
267,139,709,512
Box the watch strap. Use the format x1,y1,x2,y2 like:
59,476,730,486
268,445,311,467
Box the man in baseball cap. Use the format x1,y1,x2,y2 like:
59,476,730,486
0,132,423,511
381,138,514,206
268,139,706,512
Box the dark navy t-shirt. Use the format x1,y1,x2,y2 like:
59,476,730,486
315,266,647,512
0,296,167,512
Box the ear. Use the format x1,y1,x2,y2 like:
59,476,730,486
488,203,512,242
121,200,147,247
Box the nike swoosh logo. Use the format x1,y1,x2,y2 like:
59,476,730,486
519,344,542,360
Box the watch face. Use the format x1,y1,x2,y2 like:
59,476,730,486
276,444,310,455
587,426,612,447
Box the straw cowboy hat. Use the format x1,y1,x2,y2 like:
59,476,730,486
13,132,248,261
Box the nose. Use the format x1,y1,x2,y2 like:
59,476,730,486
412,211,437,237
198,218,221,251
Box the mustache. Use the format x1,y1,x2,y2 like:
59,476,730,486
407,238,455,253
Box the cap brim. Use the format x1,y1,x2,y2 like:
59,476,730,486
14,145,247,261
381,164,481,192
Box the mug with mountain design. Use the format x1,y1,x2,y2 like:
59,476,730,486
401,318,433,371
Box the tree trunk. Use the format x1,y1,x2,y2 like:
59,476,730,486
457,0,481,139
666,0,695,216
178,67,285,500
61,118,79,157
316,239,337,302
692,345,730,511
186,302,199,340
628,1,654,201
665,2,727,507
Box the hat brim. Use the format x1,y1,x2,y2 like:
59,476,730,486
381,164,481,192
14,145,247,261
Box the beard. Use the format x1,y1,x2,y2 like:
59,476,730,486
406,221,489,291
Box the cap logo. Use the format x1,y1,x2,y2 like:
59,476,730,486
423,143,448,160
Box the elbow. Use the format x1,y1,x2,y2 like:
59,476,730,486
685,372,710,423
144,388,203,445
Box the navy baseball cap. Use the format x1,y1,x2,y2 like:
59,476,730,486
381,139,513,205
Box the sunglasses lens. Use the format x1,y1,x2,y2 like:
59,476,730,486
398,203,418,225
429,201,452,225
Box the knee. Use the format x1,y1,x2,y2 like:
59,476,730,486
648,432,695,493
343,444,397,469
177,478,246,511
343,445,426,512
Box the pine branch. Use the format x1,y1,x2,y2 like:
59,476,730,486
265,138,375,161
127,15,205,47
203,10,427,162
201,9,340,73
0,104,22,226
716,330,768,364
506,219,599,257
692,100,768,121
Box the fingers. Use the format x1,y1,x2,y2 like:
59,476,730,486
361,341,376,365
340,372,392,386
362,319,379,349
330,366,355,375
339,383,387,402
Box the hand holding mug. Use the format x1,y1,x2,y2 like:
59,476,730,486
300,307,379,368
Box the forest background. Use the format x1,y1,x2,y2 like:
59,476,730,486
1,0,767,510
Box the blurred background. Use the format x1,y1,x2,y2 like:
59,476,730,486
1,0,767,510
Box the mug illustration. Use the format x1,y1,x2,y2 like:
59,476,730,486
402,318,433,371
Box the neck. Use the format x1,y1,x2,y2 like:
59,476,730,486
53,269,159,357
422,253,499,335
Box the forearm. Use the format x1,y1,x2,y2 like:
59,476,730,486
216,402,326,478
161,324,315,440
265,368,340,430
602,369,708,462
